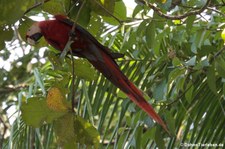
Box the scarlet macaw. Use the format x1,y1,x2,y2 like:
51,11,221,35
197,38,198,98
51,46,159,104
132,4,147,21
26,15,168,132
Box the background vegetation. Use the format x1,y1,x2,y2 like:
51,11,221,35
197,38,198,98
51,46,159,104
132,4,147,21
0,0,225,148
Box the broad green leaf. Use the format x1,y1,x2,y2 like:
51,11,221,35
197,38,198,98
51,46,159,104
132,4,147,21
54,113,77,148
88,14,103,38
195,29,210,48
146,20,156,49
42,0,66,14
21,97,66,128
176,76,185,91
89,0,115,16
186,16,196,33
215,56,225,78
141,128,156,148
185,82,194,103
164,111,175,135
132,5,143,18
207,65,217,94
102,1,126,25
117,90,127,98
0,26,13,49
153,79,167,100
47,52,63,70
117,131,129,148
136,20,148,36
18,17,35,41
223,83,225,97
48,52,97,81
168,68,186,85
73,59,98,81
0,0,32,25
172,57,182,66
68,1,91,27
54,113,100,148
154,127,165,149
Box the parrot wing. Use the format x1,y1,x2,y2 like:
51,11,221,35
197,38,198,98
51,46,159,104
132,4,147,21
54,15,124,59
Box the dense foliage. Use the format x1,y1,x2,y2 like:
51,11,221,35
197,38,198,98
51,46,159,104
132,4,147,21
1,0,225,148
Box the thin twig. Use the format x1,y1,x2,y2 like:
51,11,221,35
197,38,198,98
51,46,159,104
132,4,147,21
222,0,225,5
93,0,122,24
207,7,225,17
141,0,211,20
65,0,86,112
0,85,28,95
24,0,51,15
213,45,225,60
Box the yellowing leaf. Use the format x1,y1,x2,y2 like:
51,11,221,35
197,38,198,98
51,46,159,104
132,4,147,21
47,87,69,112
173,20,181,25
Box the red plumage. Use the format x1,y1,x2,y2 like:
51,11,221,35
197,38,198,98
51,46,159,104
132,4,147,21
29,15,169,133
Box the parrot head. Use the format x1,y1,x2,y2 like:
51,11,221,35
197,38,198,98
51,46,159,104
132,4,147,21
26,23,43,45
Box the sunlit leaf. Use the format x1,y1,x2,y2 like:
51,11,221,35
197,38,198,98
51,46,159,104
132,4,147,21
21,97,66,128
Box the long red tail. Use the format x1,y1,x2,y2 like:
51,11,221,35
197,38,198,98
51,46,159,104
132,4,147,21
84,47,169,133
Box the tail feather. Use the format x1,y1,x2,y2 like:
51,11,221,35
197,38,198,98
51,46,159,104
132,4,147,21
84,46,169,133
126,82,169,133
113,71,169,132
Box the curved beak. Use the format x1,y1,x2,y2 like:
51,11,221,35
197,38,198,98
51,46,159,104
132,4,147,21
26,33,43,45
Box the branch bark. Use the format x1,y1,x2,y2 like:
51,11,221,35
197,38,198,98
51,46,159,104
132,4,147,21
141,0,211,20
0,85,27,95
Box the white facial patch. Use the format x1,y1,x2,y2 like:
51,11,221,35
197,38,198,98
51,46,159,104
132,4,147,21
26,23,41,45
27,37,36,45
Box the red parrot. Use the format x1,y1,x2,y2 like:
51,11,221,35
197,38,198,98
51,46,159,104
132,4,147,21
26,15,168,133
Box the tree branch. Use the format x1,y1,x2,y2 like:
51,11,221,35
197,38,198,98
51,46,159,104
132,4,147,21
207,7,225,17
0,85,28,95
141,0,211,20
